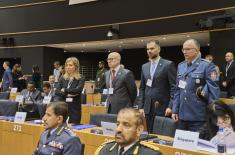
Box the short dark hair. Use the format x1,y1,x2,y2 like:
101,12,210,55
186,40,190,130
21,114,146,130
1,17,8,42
32,65,40,73
43,82,51,89
47,102,68,123
118,108,144,127
4,61,10,66
27,81,35,87
54,61,60,66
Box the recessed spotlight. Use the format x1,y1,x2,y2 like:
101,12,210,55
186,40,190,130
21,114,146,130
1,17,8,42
64,45,68,48
120,41,123,44
163,37,166,40
141,40,144,42
186,35,190,38
207,43,210,46
82,44,86,47
64,50,67,53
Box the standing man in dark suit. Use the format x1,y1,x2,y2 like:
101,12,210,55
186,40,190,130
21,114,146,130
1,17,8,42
138,40,176,132
105,52,137,114
2,61,13,91
222,52,235,98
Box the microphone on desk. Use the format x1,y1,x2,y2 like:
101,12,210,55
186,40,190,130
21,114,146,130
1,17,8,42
91,85,95,105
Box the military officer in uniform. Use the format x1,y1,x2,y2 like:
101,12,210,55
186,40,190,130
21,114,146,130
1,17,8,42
95,108,162,155
95,61,107,93
33,102,82,155
172,39,220,131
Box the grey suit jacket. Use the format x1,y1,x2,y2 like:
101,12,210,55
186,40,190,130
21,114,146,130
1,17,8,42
139,58,176,115
105,67,137,114
20,89,42,102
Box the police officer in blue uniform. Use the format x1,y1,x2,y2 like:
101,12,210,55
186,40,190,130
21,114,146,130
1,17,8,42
33,102,82,155
172,39,220,131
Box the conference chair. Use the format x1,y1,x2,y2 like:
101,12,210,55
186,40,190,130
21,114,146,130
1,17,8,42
89,113,117,126
152,116,177,137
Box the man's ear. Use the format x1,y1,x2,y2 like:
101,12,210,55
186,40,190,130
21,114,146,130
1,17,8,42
137,125,144,137
57,115,64,124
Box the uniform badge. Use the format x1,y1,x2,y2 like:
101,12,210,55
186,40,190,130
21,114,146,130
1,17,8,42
210,71,217,81
48,141,63,149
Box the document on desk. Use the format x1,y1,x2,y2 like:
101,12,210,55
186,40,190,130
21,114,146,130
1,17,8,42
198,139,235,154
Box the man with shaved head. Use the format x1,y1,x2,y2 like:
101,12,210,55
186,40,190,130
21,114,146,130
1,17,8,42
222,52,235,98
104,52,137,114
172,39,220,131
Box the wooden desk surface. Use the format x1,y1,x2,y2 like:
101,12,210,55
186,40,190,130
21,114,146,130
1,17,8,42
81,105,106,124
0,120,44,155
220,98,235,104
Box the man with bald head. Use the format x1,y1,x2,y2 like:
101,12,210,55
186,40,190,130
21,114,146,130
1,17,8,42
105,52,137,114
172,39,220,131
222,52,235,98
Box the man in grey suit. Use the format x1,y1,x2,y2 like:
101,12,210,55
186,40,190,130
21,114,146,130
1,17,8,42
139,40,176,132
21,81,42,103
105,52,137,114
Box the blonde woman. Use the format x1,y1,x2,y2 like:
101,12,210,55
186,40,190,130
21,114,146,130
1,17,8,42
55,57,85,124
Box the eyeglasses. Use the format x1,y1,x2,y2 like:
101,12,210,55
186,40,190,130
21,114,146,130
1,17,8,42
181,48,197,52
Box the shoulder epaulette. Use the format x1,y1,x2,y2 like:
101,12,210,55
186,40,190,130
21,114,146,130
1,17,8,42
94,140,115,155
140,141,160,151
64,127,76,136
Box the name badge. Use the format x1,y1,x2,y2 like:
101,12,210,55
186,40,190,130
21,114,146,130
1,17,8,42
108,88,114,95
15,95,24,103
11,88,18,93
196,79,200,84
97,78,100,82
146,79,152,87
178,80,187,89
43,96,51,104
102,89,108,95
66,98,73,102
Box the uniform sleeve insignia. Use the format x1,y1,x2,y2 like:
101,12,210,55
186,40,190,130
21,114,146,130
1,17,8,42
210,71,217,81
140,141,160,151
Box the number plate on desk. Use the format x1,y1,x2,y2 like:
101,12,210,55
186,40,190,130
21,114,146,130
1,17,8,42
13,124,22,132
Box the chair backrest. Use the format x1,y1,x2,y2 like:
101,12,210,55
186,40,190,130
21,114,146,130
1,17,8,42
0,92,10,99
89,113,117,126
152,116,177,137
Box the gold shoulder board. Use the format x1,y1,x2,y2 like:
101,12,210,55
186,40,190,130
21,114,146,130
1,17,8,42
140,141,160,151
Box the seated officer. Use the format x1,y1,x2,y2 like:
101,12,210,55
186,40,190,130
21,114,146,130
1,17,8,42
33,102,82,155
95,108,162,155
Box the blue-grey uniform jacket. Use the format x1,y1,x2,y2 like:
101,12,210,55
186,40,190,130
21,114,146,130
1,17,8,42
33,124,82,155
172,57,220,121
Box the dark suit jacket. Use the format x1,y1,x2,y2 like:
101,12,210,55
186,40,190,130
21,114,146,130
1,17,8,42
2,68,13,91
222,61,235,97
139,58,176,115
105,67,137,114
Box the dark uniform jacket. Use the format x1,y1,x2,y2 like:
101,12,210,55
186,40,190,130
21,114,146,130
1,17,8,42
33,124,82,155
95,141,162,155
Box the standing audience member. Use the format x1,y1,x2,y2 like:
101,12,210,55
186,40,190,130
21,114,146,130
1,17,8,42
95,61,107,93
33,102,82,155
12,64,26,92
138,40,176,132
222,52,235,98
59,65,65,78
53,61,61,83
205,54,220,80
32,65,41,90
48,75,56,91
95,108,162,155
172,39,220,131
2,61,13,91
55,57,85,124
199,100,235,145
105,52,137,114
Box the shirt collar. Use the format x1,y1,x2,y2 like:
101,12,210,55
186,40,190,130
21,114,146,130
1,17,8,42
111,65,120,74
118,142,136,154
150,56,160,64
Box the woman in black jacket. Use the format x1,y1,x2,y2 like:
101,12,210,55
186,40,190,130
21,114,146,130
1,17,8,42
32,65,41,90
12,64,26,92
55,57,85,124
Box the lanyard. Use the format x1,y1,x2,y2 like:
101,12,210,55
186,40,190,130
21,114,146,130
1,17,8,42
67,79,74,88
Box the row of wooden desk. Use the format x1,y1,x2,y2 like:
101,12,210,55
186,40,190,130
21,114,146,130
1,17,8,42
0,120,221,155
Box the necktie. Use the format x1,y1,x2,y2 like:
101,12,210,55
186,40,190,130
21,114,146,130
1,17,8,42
187,62,192,67
111,70,116,81
47,130,51,138
226,62,231,77
119,147,124,155
150,63,156,79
